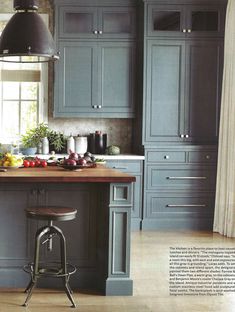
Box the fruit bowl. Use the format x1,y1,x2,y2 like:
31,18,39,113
59,163,97,171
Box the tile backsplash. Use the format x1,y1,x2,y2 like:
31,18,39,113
49,118,133,154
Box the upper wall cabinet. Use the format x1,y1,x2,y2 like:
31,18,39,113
147,4,225,37
53,0,137,118
59,6,136,39
54,40,136,118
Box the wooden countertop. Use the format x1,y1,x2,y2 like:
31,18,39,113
0,165,136,183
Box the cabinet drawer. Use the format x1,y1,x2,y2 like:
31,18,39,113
106,160,141,173
146,166,216,190
147,151,186,163
145,192,214,218
188,151,217,163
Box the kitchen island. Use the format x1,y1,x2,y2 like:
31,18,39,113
0,165,135,295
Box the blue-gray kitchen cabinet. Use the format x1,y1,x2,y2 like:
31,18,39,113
146,3,225,38
143,38,223,144
142,147,217,230
58,5,136,39
0,182,134,294
54,40,136,118
0,183,98,288
53,0,137,118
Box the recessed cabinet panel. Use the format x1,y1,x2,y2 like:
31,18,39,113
65,13,94,33
60,7,98,38
54,41,97,116
147,4,185,37
147,150,186,163
185,40,223,142
187,5,225,37
99,42,135,114
0,189,31,259
144,40,185,143
145,192,214,218
100,7,136,38
192,11,218,31
153,11,181,31
44,185,97,267
105,160,141,173
188,151,217,163
146,166,216,190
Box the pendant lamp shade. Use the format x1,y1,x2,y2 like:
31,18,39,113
0,0,59,63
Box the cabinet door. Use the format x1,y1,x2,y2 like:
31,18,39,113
146,4,225,38
99,7,136,38
97,41,135,117
0,185,37,287
144,39,186,143
147,4,186,37
59,6,98,38
186,5,225,37
54,41,98,117
40,184,97,268
185,40,223,143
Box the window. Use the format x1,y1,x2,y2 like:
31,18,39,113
0,14,48,144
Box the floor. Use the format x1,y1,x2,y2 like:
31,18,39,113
1,231,235,312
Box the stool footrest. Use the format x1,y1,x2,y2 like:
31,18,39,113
23,262,77,278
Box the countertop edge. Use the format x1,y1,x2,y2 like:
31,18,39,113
23,154,145,160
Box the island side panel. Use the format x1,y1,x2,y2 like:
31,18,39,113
105,182,133,295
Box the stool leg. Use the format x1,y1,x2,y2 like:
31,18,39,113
24,279,33,293
23,226,50,307
54,225,76,308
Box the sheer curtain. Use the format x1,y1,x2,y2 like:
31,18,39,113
213,0,235,237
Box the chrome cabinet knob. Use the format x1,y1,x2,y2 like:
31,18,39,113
98,30,103,34
180,134,184,138
164,155,170,160
185,134,189,138
187,29,192,33
206,155,211,160
182,29,187,33
93,30,98,34
97,105,101,109
92,105,97,109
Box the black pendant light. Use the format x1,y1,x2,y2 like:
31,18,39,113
0,0,59,63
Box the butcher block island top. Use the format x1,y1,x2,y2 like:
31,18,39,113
0,165,136,183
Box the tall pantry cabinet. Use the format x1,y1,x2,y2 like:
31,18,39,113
139,0,227,230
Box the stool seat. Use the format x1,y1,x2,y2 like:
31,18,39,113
25,206,77,221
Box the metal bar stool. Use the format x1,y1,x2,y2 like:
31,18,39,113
23,206,77,308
